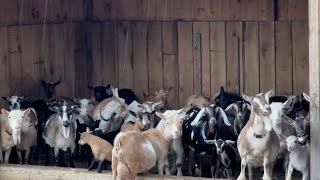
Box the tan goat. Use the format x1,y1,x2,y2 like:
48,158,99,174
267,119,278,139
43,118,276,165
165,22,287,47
120,111,150,132
184,94,210,110
78,127,113,173
112,111,186,180
237,91,280,180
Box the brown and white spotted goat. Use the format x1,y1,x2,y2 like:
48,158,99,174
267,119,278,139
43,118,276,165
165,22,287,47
237,91,280,180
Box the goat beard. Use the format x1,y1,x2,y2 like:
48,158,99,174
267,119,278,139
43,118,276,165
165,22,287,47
12,132,21,146
62,126,70,139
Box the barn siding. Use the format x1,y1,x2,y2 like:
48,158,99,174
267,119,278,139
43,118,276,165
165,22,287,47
0,0,309,109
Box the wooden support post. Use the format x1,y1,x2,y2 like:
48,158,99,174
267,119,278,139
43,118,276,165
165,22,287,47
309,0,320,179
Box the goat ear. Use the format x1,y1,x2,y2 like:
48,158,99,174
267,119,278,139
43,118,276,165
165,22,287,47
129,110,137,117
155,112,166,120
1,108,9,116
225,140,236,145
112,88,120,98
86,127,90,133
41,80,47,87
265,90,274,103
225,103,238,114
303,92,310,102
242,94,253,103
54,80,61,86
2,96,8,102
23,108,31,116
220,86,225,94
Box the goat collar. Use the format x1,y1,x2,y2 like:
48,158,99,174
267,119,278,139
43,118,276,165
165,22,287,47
253,133,265,139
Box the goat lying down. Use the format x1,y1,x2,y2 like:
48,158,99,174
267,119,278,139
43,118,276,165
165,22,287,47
112,111,187,180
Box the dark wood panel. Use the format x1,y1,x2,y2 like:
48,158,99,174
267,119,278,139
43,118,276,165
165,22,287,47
210,21,226,98
292,21,308,94
242,22,259,96
275,21,293,95
0,26,9,107
178,22,193,107
132,22,148,101
259,22,275,93
117,21,133,89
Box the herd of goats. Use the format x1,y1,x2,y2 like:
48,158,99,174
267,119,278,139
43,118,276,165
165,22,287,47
0,80,310,180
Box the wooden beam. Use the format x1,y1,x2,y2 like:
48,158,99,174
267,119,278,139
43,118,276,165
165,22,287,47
309,0,320,179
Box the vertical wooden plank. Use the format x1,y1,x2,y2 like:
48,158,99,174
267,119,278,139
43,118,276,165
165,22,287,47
148,22,163,92
242,22,259,96
91,23,103,86
178,22,193,107
210,21,226,98
163,22,178,108
193,22,210,97
132,22,148,101
193,31,202,94
7,26,22,95
101,22,118,87
309,1,320,179
259,22,275,93
275,21,293,95
292,21,309,94
0,27,9,107
63,23,76,97
226,22,242,94
20,25,42,96
117,21,133,89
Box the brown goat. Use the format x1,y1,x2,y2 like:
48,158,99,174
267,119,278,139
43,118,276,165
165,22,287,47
78,127,113,173
144,88,172,110
112,111,186,180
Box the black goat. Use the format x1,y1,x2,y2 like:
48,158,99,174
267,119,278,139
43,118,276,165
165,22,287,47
214,87,243,110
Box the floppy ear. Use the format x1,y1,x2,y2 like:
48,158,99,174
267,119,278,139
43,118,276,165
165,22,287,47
155,112,166,120
41,80,48,87
216,106,231,126
54,80,61,86
86,127,90,133
111,87,120,98
225,103,239,115
225,140,236,145
1,108,9,117
242,94,253,103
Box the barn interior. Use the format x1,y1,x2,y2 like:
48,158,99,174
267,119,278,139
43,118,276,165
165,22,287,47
0,0,313,179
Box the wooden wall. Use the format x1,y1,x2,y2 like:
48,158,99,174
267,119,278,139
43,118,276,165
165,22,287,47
0,0,309,108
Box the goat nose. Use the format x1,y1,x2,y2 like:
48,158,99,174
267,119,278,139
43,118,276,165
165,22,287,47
265,106,271,111
15,126,21,131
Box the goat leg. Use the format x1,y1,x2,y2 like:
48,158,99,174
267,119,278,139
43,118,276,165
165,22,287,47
187,150,195,176
285,163,293,180
97,161,103,173
68,148,75,168
164,155,171,175
4,149,12,164
44,144,51,166
88,157,96,171
17,150,22,164
29,146,37,165
237,159,246,180
24,148,30,165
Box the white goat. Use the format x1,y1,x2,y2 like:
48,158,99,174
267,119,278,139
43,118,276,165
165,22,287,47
285,135,310,180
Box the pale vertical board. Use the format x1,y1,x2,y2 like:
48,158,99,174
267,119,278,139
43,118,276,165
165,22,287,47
117,21,133,89
0,27,9,107
101,22,118,87
148,22,163,92
292,21,309,94
163,22,178,108
193,22,210,97
259,22,275,93
20,25,42,96
275,21,293,95
7,26,22,95
242,22,259,95
62,23,76,97
91,23,103,86
210,22,226,98
178,22,193,107
132,22,148,101
226,22,241,94
193,32,202,94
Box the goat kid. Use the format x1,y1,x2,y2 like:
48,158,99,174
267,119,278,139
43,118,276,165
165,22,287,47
237,91,280,180
285,135,310,180
112,111,187,180
78,127,113,173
